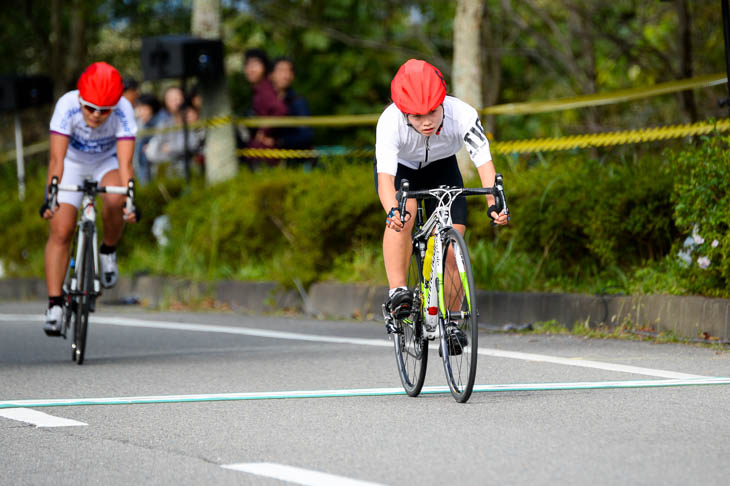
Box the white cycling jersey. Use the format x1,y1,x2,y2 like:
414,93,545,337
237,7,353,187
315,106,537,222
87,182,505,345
375,95,492,176
49,90,137,165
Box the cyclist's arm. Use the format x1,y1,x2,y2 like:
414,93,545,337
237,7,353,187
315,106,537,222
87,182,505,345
377,172,404,231
117,138,139,223
477,160,509,225
47,133,69,187
116,138,135,185
476,160,496,207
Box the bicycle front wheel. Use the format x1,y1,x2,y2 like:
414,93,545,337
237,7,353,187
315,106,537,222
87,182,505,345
73,229,94,365
439,228,479,403
393,245,428,397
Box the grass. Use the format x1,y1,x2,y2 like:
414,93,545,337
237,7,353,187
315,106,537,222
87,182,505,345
516,318,729,351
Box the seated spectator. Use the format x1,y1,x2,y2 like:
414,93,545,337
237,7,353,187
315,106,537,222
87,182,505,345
122,77,139,106
270,57,315,168
243,48,288,168
132,93,162,184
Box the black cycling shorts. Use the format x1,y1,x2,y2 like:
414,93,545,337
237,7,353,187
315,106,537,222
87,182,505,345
373,154,466,225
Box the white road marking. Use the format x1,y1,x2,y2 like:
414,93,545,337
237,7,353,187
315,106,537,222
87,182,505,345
0,408,87,427
0,313,711,379
476,348,706,379
2,377,730,409
221,462,387,486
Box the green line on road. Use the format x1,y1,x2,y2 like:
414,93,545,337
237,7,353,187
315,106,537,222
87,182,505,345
2,378,729,409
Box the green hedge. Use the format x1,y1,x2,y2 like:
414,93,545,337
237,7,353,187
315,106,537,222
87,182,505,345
1,137,728,298
669,135,730,295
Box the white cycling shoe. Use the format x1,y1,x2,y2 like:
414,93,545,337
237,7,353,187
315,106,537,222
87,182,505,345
44,305,64,336
99,251,118,289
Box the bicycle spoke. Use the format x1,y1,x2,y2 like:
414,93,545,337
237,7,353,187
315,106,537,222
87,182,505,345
392,246,428,397
440,228,478,403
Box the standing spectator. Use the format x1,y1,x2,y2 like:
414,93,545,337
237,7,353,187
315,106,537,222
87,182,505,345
243,48,288,167
270,57,315,168
132,93,161,184
122,77,139,106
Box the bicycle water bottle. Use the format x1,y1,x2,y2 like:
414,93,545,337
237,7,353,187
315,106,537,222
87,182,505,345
422,235,434,281
424,262,439,338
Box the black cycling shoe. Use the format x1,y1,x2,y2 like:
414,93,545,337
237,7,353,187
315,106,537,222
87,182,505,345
385,288,413,320
439,323,468,357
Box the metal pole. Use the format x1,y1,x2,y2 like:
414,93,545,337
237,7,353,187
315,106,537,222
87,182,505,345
722,0,730,116
181,77,191,182
14,113,25,201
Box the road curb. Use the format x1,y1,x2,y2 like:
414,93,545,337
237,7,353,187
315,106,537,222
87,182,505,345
2,277,728,340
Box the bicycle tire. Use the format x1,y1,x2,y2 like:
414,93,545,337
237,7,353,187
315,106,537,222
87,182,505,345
73,226,93,365
393,245,429,397
438,228,479,403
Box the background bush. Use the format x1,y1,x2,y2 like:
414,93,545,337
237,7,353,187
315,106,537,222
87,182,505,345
2,137,728,298
668,134,730,296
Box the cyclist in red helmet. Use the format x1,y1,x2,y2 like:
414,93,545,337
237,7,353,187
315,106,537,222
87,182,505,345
376,59,509,322
40,61,139,335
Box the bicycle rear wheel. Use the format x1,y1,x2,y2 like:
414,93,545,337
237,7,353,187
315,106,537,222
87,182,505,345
439,228,479,403
393,245,428,396
73,228,94,365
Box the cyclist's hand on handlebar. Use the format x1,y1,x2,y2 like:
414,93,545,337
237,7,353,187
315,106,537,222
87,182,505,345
40,201,55,220
123,179,141,223
489,209,509,226
40,178,59,220
123,199,141,223
385,207,405,232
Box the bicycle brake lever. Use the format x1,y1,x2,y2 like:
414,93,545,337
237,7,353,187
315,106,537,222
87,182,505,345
124,179,136,221
49,176,59,211
398,180,409,224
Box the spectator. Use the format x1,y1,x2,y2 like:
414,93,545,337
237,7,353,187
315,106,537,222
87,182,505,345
122,77,139,106
270,57,315,168
144,86,204,178
132,93,161,184
243,48,288,167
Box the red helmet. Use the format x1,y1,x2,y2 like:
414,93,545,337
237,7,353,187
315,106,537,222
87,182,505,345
77,62,124,109
390,59,447,115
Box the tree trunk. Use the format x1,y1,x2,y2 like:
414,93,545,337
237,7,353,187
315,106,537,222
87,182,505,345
677,0,697,122
66,0,86,91
453,0,485,179
481,3,503,138
50,0,64,99
192,0,238,185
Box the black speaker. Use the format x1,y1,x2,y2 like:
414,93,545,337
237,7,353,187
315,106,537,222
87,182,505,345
0,75,53,112
141,35,224,81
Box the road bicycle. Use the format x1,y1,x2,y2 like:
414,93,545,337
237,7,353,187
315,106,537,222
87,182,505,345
47,176,137,365
383,174,509,403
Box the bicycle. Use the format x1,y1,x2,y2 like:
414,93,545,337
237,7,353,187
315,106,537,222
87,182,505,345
46,176,137,365
383,174,509,403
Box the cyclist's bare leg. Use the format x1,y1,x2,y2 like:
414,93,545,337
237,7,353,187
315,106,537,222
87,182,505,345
99,169,126,246
382,198,418,288
444,224,466,310
44,203,77,296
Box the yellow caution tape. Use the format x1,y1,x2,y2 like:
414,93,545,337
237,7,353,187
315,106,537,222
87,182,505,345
4,118,729,163
236,119,730,158
490,118,730,154
482,73,727,116
237,147,375,159
142,73,730,131
1,72,726,163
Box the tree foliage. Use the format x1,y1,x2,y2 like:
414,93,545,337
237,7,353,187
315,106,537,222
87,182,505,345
1,0,726,150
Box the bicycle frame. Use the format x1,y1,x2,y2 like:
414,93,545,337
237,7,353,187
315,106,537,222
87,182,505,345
390,174,509,402
63,190,101,300
413,189,463,333
52,178,130,338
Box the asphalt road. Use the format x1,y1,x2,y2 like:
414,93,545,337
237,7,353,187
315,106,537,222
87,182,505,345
1,300,730,485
